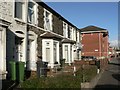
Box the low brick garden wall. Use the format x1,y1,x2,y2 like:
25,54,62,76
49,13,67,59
100,58,108,70
74,58,108,71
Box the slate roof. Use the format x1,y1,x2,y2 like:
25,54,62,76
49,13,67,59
37,1,78,29
62,38,76,44
40,32,63,40
80,25,108,33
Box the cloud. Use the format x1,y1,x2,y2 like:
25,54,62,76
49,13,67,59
109,40,119,47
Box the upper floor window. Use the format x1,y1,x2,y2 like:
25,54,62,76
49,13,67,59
44,9,52,31
69,26,73,40
77,30,80,42
28,1,37,24
63,22,68,38
73,28,76,41
15,1,24,20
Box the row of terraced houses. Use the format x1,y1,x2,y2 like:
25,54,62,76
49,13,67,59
0,0,109,79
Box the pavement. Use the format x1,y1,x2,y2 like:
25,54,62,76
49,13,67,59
93,57,120,89
1,79,19,90
1,57,120,90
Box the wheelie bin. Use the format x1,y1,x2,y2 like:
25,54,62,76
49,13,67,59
9,61,16,81
16,61,25,82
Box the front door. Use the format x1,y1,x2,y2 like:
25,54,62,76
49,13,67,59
27,40,31,70
15,36,23,62
28,40,32,63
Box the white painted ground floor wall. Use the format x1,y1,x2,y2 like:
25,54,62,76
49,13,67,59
0,26,81,79
13,30,27,64
0,26,7,79
27,31,37,71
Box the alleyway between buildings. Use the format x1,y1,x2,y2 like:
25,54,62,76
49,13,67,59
94,57,120,89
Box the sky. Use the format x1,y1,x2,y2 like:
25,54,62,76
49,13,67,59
44,2,118,47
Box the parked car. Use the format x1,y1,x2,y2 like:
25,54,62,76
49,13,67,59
81,56,97,61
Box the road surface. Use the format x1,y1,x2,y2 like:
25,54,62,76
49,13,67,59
94,57,120,89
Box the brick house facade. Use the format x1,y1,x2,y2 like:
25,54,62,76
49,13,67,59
81,26,109,59
0,0,82,79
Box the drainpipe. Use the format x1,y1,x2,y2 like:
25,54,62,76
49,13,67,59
23,25,27,67
106,36,108,58
24,0,28,67
99,33,101,59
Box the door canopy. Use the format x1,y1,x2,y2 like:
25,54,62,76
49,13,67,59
28,31,36,40
15,30,25,38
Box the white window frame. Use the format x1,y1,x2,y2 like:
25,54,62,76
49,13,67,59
63,22,68,38
64,45,69,62
73,28,76,41
0,30,2,44
69,26,73,40
14,0,26,21
44,8,52,31
27,0,38,25
77,30,80,42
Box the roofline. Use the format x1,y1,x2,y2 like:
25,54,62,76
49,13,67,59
62,38,76,44
36,1,79,29
40,30,64,38
81,30,108,34
80,25,107,30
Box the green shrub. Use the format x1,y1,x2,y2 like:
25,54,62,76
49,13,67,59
19,74,81,88
19,65,97,88
76,65,97,82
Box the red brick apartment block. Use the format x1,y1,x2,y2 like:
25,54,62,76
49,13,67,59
80,26,109,59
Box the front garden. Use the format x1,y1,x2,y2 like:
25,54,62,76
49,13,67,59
17,65,97,89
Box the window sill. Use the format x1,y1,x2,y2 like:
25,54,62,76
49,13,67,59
14,18,26,24
27,22,38,27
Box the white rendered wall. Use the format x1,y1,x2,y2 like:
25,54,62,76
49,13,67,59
0,26,7,79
